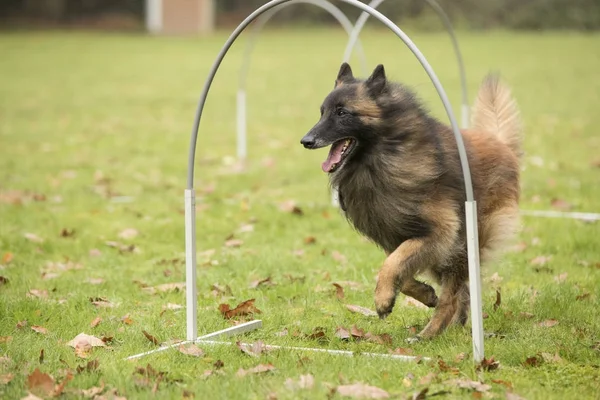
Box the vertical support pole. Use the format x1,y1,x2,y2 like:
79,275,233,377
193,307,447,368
461,104,470,130
236,90,247,160
145,0,162,34
184,189,198,341
331,187,339,207
466,201,483,362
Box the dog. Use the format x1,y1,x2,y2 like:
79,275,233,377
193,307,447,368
300,63,521,339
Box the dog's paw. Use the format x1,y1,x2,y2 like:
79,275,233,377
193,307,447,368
374,288,396,319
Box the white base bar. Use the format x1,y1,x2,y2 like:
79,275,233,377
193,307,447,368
185,189,198,341
465,201,484,363
521,209,600,221
461,104,470,129
196,339,429,362
124,320,263,361
236,90,247,160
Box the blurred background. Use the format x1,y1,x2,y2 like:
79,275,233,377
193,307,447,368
1,0,599,33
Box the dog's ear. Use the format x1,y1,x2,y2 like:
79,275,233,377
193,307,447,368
335,62,354,88
365,64,387,95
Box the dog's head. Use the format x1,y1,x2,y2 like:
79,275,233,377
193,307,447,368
300,62,389,173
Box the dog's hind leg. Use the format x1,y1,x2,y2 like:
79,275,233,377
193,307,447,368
449,281,470,326
418,276,465,339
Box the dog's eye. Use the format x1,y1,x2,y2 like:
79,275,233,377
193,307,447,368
336,109,347,117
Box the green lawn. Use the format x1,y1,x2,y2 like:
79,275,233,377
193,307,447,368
1,27,599,400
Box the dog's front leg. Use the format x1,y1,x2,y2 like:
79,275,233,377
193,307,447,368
374,238,439,318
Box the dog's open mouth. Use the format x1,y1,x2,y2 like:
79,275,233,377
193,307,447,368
322,138,356,173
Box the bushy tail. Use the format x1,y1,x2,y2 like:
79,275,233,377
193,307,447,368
471,74,522,158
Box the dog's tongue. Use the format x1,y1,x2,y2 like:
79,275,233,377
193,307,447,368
322,140,345,172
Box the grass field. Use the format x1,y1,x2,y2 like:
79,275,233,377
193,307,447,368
1,27,600,400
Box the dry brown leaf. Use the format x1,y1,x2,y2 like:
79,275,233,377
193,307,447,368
89,249,102,257
550,198,572,211
540,352,563,363
121,314,134,325
523,355,542,367
519,312,534,319
365,333,392,345
90,317,102,328
24,233,44,243
331,251,347,264
118,228,138,240
249,277,273,289
285,374,315,390
0,373,14,385
278,200,304,216
336,382,390,399
210,283,232,297
304,236,316,245
27,289,48,299
105,240,138,253
0,276,8,286
178,344,204,357
38,349,44,364
454,352,466,362
493,289,501,311
60,228,76,238
81,382,105,397
236,363,276,377
2,252,14,264
491,379,513,389
224,239,243,248
218,299,261,319
350,325,366,339
89,297,116,308
538,319,559,328
447,379,491,392
31,326,48,335
0,336,12,343
332,283,345,300
67,333,106,358
345,304,377,317
76,359,100,374
576,292,591,301
27,368,54,397
335,326,351,340
390,347,414,356
530,255,552,266
418,372,437,386
477,356,500,371
237,340,269,357
553,272,568,284
142,330,160,345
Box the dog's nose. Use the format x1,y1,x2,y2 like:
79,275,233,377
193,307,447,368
301,136,316,149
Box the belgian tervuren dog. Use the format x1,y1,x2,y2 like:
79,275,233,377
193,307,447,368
301,63,521,339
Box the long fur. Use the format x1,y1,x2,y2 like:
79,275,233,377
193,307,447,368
301,63,522,339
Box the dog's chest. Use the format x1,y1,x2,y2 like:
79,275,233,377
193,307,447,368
338,184,428,253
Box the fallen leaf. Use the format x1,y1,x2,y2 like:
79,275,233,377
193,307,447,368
39,349,44,364
553,273,568,284
0,373,14,385
142,330,160,345
304,236,316,245
60,228,76,238
412,388,429,400
306,327,328,342
390,347,413,356
350,325,366,339
454,352,466,362
418,372,437,386
118,228,138,239
437,359,459,374
86,278,104,285
2,252,14,264
178,344,204,357
365,332,392,345
506,393,527,400
236,363,276,377
540,352,563,363
89,249,102,257
53,371,73,396
335,326,351,340
477,356,500,371
90,317,102,328
493,289,501,311
447,379,491,392
24,233,44,243
163,303,184,311
76,359,99,374
27,289,48,299
285,374,315,390
249,277,273,289
346,304,377,317
210,283,232,297
89,297,116,308
538,319,559,328
224,239,243,248
105,240,138,253
491,379,512,389
218,299,261,319
0,276,8,286
237,341,269,357
16,320,28,329
31,326,48,335
27,368,54,397
519,312,534,319
336,382,390,399
530,255,552,266
81,382,105,397
332,283,345,300
279,200,303,216
284,274,306,283
121,314,134,325
0,336,12,343
523,355,542,367
67,333,106,358
332,251,347,264
576,292,591,301
214,360,224,369
550,198,572,211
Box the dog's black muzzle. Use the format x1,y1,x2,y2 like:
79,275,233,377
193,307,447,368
300,134,317,149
